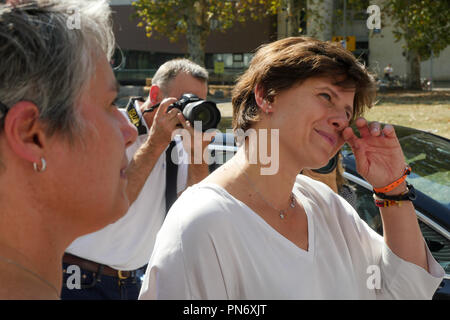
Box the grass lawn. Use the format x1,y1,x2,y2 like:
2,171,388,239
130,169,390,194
216,90,450,139
364,91,450,139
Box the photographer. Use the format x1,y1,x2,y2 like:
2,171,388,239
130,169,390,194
61,59,213,300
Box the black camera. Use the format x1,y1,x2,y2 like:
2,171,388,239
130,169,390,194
166,93,221,132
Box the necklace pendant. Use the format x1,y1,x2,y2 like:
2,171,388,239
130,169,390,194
279,211,285,219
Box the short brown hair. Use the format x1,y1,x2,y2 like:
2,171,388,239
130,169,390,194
232,37,376,131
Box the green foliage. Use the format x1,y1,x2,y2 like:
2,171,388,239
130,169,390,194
383,0,450,60
132,0,281,43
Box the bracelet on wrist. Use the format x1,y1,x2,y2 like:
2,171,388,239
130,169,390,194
373,197,403,207
373,183,416,207
372,166,411,194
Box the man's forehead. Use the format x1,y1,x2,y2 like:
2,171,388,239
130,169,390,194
168,73,208,98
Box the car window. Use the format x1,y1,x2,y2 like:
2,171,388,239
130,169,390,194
342,127,450,210
399,133,450,210
346,179,450,275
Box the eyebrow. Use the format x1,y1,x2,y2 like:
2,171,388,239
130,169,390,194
317,86,354,116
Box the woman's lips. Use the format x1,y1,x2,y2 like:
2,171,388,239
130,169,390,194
315,129,337,147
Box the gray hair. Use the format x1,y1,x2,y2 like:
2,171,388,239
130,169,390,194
0,0,115,139
152,58,208,96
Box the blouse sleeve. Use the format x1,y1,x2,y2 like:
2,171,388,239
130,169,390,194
341,197,445,299
376,238,444,299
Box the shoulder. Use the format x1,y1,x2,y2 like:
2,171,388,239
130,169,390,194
153,184,240,263
295,175,380,248
161,183,245,249
295,174,340,204
167,184,236,231
295,174,361,224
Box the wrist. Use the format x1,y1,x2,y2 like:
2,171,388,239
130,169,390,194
384,181,408,196
373,182,416,208
372,165,411,194
144,135,168,155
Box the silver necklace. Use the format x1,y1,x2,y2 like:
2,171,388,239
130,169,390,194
241,170,296,219
0,255,60,299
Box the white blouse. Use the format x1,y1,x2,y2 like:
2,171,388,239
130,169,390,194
139,175,444,299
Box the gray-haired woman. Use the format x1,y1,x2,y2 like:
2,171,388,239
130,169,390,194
0,0,137,299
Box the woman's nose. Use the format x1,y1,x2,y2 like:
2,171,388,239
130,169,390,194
329,111,350,131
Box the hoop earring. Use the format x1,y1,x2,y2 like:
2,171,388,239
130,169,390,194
261,100,270,115
33,158,46,173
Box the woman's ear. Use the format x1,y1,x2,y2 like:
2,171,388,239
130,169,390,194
2,101,46,164
254,84,273,114
254,84,265,108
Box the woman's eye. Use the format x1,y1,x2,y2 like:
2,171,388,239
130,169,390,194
319,93,331,101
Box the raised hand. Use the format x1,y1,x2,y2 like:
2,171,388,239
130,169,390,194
342,117,406,191
176,115,216,164
143,97,180,150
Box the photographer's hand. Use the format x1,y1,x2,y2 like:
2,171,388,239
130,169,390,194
125,97,179,204
176,115,215,193
145,97,180,151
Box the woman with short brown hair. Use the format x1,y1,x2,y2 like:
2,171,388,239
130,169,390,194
139,37,444,300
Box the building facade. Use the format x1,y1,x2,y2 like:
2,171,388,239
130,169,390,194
110,0,277,84
304,0,450,82
109,0,449,84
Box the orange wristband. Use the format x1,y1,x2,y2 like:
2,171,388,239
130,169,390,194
373,166,411,194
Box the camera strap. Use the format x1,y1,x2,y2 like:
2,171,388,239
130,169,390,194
165,140,178,216
126,97,148,135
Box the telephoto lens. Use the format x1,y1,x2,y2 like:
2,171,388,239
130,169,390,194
167,93,221,132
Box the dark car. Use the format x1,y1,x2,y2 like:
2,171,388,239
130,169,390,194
208,125,450,299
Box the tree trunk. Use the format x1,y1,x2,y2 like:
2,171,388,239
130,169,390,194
286,0,301,37
406,49,421,90
186,22,206,67
185,1,207,67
